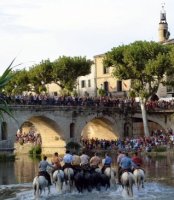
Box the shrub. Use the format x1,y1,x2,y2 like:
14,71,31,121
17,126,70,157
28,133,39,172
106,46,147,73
19,138,24,145
66,141,81,152
29,145,42,155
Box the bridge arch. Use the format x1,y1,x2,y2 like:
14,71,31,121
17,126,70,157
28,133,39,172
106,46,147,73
81,117,119,140
18,115,66,155
133,114,167,136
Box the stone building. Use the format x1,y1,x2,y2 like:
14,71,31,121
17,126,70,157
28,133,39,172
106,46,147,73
43,4,173,98
157,4,174,97
76,4,174,98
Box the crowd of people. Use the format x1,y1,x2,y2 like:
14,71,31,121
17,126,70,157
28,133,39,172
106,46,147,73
80,128,174,152
16,128,42,145
4,93,174,111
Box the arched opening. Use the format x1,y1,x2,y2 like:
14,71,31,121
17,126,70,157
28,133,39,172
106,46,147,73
70,123,75,139
133,118,165,137
124,122,131,138
81,117,118,140
1,121,7,140
15,116,66,155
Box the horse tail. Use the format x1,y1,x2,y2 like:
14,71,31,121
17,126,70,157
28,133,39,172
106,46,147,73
67,168,71,182
134,169,144,190
121,172,134,197
35,176,40,197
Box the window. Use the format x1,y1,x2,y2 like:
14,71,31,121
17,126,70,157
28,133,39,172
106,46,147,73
104,81,109,92
81,80,85,88
117,80,122,92
1,122,7,140
88,80,91,87
53,92,57,96
103,66,109,74
70,123,75,138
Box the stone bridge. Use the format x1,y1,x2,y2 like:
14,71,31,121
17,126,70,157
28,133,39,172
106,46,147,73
1,105,174,154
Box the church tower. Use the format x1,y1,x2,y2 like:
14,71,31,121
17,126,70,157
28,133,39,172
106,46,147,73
158,3,170,43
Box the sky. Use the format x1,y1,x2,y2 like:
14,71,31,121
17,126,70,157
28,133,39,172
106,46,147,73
0,0,174,75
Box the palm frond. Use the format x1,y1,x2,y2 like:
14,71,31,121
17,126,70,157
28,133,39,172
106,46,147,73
0,58,20,123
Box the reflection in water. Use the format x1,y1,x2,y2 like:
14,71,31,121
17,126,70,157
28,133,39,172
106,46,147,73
14,155,40,184
0,161,16,185
143,152,174,186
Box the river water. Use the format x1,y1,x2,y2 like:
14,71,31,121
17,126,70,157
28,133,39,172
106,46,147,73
0,152,174,200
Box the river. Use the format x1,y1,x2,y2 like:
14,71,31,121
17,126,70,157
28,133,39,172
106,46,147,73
0,152,174,200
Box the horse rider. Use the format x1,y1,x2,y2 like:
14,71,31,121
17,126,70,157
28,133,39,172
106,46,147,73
71,152,81,173
118,152,133,184
90,152,101,171
117,150,125,182
62,150,73,170
101,152,112,173
51,152,62,173
38,155,55,186
131,151,143,171
80,150,90,170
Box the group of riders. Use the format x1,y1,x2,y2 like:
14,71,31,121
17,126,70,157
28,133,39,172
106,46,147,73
38,149,143,186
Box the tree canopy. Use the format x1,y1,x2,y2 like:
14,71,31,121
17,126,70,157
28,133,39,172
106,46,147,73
3,56,92,94
104,40,174,136
52,56,92,91
104,41,174,100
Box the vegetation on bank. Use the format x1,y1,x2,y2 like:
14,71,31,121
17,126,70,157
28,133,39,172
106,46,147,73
29,145,42,156
0,153,15,161
66,141,81,153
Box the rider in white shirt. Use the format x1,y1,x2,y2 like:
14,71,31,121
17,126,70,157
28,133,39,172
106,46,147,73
62,150,73,170
80,151,90,169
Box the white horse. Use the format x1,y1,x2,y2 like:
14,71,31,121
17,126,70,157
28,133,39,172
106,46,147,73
53,169,64,193
104,167,117,188
101,159,117,187
121,171,135,197
64,168,74,192
33,176,50,197
133,168,145,190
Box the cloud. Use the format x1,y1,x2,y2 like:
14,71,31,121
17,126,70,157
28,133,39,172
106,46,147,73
0,0,174,74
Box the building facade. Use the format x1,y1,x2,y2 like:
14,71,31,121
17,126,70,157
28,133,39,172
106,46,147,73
46,4,173,98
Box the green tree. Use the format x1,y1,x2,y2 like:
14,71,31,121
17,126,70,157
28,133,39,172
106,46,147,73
52,56,92,91
28,59,53,94
104,41,174,136
4,69,31,95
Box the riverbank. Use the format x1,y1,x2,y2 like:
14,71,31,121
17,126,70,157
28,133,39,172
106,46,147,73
86,146,174,157
0,153,15,161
